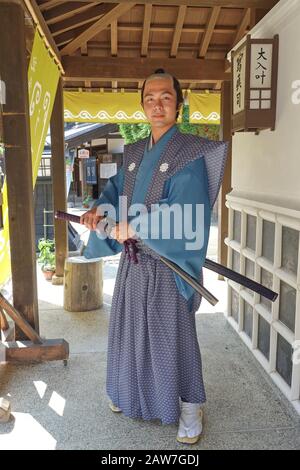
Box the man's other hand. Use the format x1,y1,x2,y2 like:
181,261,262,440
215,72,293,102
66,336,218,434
80,207,103,230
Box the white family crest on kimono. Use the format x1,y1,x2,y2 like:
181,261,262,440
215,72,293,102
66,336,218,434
159,162,169,172
128,162,136,172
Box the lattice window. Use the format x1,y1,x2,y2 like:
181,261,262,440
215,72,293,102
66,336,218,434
38,156,52,178
225,197,300,413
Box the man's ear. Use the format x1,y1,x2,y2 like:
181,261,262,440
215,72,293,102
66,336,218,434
177,102,183,113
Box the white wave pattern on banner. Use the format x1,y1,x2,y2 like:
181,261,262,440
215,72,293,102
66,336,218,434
64,109,147,121
190,111,220,122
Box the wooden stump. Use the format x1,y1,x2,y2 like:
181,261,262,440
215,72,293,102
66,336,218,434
0,398,11,423
63,257,103,312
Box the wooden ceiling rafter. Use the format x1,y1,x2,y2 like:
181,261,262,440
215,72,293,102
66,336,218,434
38,0,279,8
86,41,229,53
43,1,102,25
55,22,251,47
141,3,152,57
198,6,221,58
49,3,115,37
62,56,231,82
170,5,187,58
60,2,136,55
111,19,118,56
66,23,252,35
232,7,251,47
39,0,69,12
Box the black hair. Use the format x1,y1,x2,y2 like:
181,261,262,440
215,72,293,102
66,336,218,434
141,68,184,120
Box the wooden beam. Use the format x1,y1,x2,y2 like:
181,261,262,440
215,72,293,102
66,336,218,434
0,1,39,339
62,56,231,82
55,23,247,46
250,7,257,29
22,0,64,73
218,81,232,277
198,6,220,58
39,0,68,11
50,77,67,283
36,0,279,8
0,301,14,344
111,19,118,56
232,8,251,47
170,5,187,58
141,3,152,57
0,308,9,332
81,42,88,54
0,294,42,344
50,3,113,36
60,3,135,56
55,24,91,47
4,339,69,363
44,1,102,25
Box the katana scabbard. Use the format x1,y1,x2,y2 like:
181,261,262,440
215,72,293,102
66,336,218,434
55,210,278,304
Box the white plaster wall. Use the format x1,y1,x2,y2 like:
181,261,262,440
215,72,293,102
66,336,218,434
231,0,300,211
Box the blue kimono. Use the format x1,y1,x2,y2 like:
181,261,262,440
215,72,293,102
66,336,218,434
84,125,227,424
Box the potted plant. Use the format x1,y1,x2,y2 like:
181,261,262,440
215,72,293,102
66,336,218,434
82,193,92,208
37,238,56,280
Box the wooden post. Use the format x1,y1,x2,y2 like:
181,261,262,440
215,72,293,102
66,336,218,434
50,77,68,285
0,0,39,337
218,81,232,277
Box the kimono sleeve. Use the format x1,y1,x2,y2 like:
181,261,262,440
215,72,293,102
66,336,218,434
83,167,125,259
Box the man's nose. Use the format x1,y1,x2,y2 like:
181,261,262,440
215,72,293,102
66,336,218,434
153,100,163,109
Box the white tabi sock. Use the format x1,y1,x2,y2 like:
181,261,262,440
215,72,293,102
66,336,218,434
177,401,203,439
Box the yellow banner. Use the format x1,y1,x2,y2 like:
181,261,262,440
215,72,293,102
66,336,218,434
64,91,147,123
0,181,10,286
189,92,221,125
64,90,220,124
28,30,60,184
0,31,60,287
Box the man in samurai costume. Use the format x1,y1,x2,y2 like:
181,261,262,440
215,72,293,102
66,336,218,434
81,69,228,444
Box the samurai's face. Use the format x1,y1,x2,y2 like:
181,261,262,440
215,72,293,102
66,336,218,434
142,77,178,130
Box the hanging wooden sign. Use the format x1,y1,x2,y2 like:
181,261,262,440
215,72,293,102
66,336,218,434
231,34,279,135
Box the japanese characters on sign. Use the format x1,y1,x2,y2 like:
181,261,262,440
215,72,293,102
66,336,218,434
231,35,278,133
233,45,246,115
250,44,272,89
78,148,90,159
